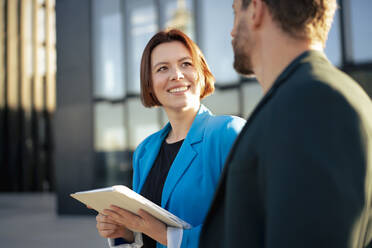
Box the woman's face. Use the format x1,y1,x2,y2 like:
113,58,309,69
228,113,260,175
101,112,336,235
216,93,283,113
151,41,202,113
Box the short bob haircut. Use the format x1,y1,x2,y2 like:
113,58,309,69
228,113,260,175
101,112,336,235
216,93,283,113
140,29,215,108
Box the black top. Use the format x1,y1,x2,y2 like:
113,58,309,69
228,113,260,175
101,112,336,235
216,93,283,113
140,138,184,248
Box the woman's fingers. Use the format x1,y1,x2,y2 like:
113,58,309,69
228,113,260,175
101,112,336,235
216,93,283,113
137,209,155,221
96,214,120,231
97,221,118,230
96,213,113,223
95,212,135,240
98,227,114,237
137,209,167,245
101,207,167,244
96,214,118,238
108,205,140,219
97,212,123,225
104,205,144,232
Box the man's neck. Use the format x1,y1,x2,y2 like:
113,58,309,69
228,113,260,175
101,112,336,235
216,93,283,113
254,34,323,94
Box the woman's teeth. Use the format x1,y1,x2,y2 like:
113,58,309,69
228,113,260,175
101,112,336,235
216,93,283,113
169,86,188,93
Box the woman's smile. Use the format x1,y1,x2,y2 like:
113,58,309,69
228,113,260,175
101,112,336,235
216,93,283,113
167,85,190,94
151,41,201,112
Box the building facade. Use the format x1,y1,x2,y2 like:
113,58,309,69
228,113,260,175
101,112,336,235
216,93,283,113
0,0,371,215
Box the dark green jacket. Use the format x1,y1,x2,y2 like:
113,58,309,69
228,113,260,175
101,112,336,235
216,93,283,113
199,50,372,248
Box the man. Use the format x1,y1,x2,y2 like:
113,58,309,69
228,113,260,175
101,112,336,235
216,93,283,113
199,0,372,247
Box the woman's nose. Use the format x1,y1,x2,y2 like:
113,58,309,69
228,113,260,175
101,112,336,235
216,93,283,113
170,67,184,81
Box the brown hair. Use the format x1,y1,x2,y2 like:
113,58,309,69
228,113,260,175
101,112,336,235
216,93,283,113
140,29,215,107
241,0,337,45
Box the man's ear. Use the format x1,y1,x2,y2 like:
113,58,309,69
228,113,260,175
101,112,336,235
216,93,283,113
250,0,265,28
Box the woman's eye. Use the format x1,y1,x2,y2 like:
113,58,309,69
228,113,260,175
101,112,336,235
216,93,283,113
157,66,167,72
182,62,192,67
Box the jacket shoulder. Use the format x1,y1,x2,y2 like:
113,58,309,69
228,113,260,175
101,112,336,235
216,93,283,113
202,115,245,142
132,127,165,160
205,115,245,133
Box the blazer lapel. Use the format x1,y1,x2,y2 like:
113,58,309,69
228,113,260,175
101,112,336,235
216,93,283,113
161,139,197,208
161,105,209,208
136,124,171,193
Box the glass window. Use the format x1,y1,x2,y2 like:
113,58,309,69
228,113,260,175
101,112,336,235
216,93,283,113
200,0,239,85
38,47,46,75
92,0,125,99
242,83,262,118
203,89,240,116
127,1,157,94
94,102,131,187
127,98,160,150
37,7,46,76
347,70,372,99
350,0,372,63
37,7,46,43
164,0,194,39
25,1,34,78
0,0,5,109
324,7,341,67
94,102,127,152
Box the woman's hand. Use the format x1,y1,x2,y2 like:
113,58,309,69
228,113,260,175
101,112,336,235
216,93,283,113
95,213,134,241
103,205,167,245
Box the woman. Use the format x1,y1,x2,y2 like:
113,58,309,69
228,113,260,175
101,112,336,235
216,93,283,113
95,29,245,248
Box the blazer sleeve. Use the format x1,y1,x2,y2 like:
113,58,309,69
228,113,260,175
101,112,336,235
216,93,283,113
179,116,246,248
218,116,246,166
263,84,368,248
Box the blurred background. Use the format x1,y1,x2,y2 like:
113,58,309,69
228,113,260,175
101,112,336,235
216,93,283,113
0,0,371,247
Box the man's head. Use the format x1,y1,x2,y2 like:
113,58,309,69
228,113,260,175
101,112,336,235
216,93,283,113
231,0,337,75
231,0,256,76
238,0,337,44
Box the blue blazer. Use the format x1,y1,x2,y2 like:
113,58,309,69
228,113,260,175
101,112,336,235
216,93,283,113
132,105,245,248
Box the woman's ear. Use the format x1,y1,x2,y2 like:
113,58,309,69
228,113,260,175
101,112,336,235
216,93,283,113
198,73,206,97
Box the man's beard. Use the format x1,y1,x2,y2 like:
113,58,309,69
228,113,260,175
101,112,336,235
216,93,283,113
232,22,255,76
233,49,254,76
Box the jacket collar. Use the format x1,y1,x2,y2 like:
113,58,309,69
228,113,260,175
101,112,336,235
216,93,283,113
243,50,325,127
142,104,210,150
267,49,326,97
210,50,326,211
137,104,212,207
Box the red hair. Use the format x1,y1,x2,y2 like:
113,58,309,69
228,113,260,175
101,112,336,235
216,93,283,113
140,29,215,107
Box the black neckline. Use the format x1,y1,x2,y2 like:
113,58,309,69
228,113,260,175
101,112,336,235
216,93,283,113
164,139,184,146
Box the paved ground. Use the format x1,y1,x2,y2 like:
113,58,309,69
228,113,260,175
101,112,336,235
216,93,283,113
0,193,107,248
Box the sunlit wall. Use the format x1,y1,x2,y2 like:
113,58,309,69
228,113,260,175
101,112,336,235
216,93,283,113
0,0,56,191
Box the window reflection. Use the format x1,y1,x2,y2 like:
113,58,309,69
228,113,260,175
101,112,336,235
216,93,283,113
200,0,239,84
92,0,125,99
350,0,372,63
127,99,160,150
128,2,157,94
94,103,126,152
347,70,372,98
164,0,194,39
37,7,46,43
324,7,341,67
94,102,131,187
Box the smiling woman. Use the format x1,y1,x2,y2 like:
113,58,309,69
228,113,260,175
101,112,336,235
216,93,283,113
150,41,201,116
140,29,214,109
93,29,246,248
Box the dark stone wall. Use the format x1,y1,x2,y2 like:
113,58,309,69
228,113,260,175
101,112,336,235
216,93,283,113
55,0,95,215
